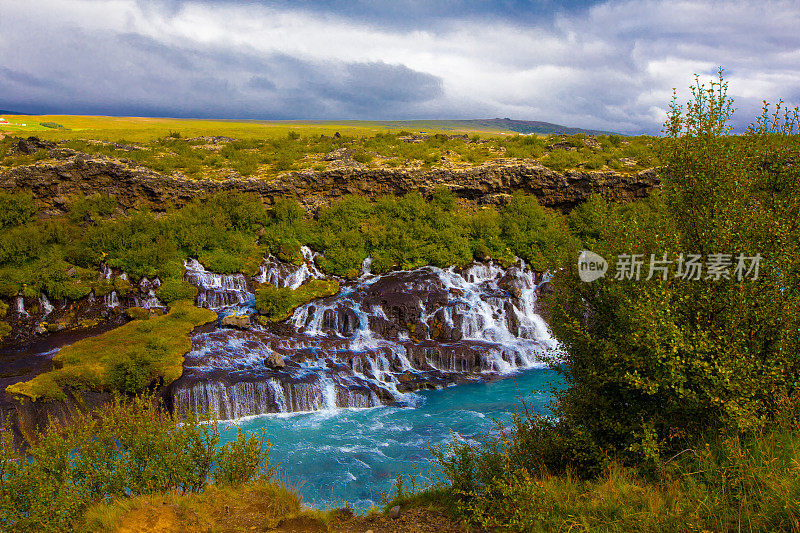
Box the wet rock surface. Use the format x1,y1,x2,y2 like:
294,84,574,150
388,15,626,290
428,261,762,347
171,259,558,420
0,265,165,350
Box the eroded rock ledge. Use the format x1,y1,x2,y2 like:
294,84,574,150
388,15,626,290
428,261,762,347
0,152,659,213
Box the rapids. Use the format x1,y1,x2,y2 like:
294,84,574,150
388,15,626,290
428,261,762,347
219,366,563,512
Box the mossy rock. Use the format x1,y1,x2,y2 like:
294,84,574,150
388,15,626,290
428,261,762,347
6,300,216,402
46,322,65,333
126,307,151,320
255,279,339,322
114,277,132,295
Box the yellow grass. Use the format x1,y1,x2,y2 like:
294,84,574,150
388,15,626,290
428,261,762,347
0,115,474,143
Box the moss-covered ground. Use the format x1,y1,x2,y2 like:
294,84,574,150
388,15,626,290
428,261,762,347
6,301,216,401
255,280,340,322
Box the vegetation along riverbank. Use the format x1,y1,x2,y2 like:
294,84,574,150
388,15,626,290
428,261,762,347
1,72,799,531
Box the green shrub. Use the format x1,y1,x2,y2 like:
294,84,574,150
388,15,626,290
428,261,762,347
0,394,271,532
499,193,579,271
107,349,158,394
352,149,374,164
0,191,36,228
68,193,117,223
255,279,339,321
545,70,800,472
543,148,581,171
426,413,800,532
125,307,150,320
584,154,606,170
0,321,10,341
214,428,271,487
156,278,198,304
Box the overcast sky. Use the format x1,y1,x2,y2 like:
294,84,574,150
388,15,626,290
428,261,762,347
1,0,798,133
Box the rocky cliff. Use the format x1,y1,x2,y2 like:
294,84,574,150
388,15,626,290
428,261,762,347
0,150,659,214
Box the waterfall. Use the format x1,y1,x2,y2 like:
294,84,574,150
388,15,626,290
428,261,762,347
268,380,288,412
104,291,120,308
360,257,373,278
100,263,113,280
13,295,28,317
256,247,324,289
176,261,559,421
319,375,338,411
184,258,252,310
39,294,54,316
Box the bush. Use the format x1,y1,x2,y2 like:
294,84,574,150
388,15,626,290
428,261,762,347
68,194,117,223
428,414,800,532
545,70,800,471
255,279,340,321
543,148,581,171
0,191,36,228
156,278,198,304
499,193,579,271
107,349,158,394
214,428,271,487
351,149,374,164
0,394,271,532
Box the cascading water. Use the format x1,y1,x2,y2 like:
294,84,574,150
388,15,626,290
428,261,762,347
173,257,560,421
13,295,28,317
38,294,54,316
104,291,120,308
134,277,165,309
184,258,252,311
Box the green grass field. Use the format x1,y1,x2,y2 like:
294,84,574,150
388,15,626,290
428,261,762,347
0,115,657,180
0,115,513,143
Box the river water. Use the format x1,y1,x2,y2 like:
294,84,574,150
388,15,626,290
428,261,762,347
219,366,563,513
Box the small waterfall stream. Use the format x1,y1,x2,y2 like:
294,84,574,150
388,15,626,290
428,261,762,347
184,258,252,310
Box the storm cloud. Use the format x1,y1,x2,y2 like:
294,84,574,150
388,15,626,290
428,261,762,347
1,0,798,132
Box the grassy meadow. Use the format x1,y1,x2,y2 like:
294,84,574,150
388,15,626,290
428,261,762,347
0,114,659,180
0,115,496,143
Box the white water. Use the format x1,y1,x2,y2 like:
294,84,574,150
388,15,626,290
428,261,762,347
176,259,560,421
38,294,54,316
13,295,28,317
184,258,252,310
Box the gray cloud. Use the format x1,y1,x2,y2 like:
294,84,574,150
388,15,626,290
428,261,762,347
1,0,799,132
0,28,444,120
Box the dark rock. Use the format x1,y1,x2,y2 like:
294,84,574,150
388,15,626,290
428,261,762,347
389,505,401,519
13,136,56,155
0,152,659,215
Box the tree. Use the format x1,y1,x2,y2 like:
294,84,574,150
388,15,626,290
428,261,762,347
545,68,800,468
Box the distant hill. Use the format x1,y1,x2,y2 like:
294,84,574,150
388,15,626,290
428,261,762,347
0,109,30,115
457,118,617,136
349,118,618,136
